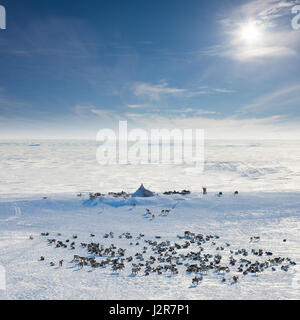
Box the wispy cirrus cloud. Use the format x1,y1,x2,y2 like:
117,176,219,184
212,88,236,94
204,0,299,61
127,104,147,109
90,108,117,119
71,98,300,139
74,104,92,118
121,112,300,139
239,83,300,113
219,0,297,29
176,108,218,116
197,43,296,60
224,45,296,61
131,80,186,101
235,0,296,21
186,87,235,97
130,81,235,101
74,104,119,120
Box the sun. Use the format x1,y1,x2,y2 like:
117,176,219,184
239,22,262,44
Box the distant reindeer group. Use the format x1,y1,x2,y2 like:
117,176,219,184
73,187,242,202
163,190,191,196
201,187,239,197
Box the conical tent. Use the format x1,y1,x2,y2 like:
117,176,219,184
132,184,154,197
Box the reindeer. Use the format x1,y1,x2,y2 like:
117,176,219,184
192,276,202,285
131,267,141,275
171,266,178,275
250,236,260,242
72,255,80,263
89,193,97,200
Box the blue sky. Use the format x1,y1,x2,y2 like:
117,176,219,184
0,0,300,139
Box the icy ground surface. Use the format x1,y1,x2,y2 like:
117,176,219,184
1,139,300,196
0,192,299,300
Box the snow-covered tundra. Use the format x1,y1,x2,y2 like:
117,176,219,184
1,140,300,299
0,192,299,300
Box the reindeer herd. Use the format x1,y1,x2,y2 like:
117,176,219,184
144,208,171,220
34,189,296,287
87,190,187,201
35,228,296,287
82,188,239,202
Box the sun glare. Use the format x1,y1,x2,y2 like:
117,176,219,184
239,22,262,44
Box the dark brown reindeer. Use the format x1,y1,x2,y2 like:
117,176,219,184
192,276,202,285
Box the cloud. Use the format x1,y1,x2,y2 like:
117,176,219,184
239,0,296,21
127,113,300,139
239,83,300,113
130,81,235,100
124,112,149,119
224,45,296,61
127,104,147,109
195,110,218,115
205,0,300,61
172,108,218,115
69,98,300,140
131,80,186,101
220,0,296,25
74,104,92,117
74,104,118,120
186,87,235,97
72,101,300,139
199,43,297,61
91,108,126,121
212,88,236,93
185,90,211,97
